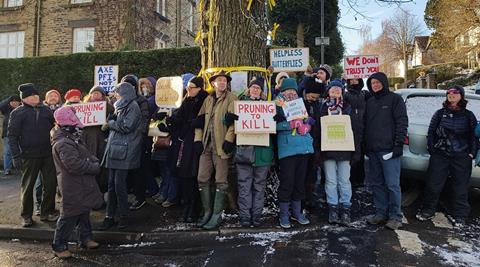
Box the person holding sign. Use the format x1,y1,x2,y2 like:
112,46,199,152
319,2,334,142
64,89,82,105
194,71,237,230
364,72,408,230
299,64,332,98
273,78,314,229
318,80,356,226
234,77,274,227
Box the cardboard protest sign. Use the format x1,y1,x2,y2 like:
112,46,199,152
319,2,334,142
279,98,308,121
71,101,107,127
343,55,380,79
270,48,309,73
94,65,118,93
155,76,183,109
234,101,276,134
236,133,270,146
230,72,248,94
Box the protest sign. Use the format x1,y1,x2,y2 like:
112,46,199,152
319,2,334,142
270,48,309,73
234,101,276,134
71,101,107,127
236,133,270,146
230,72,248,94
155,76,183,109
94,65,118,93
343,55,380,79
280,98,308,121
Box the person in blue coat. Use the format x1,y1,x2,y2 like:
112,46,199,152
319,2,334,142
273,78,314,229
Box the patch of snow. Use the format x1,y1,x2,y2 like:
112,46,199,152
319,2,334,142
432,212,453,229
11,239,19,242
395,230,424,256
119,242,157,248
152,223,193,232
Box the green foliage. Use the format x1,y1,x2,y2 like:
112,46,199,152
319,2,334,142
0,47,201,99
270,0,345,66
331,64,343,80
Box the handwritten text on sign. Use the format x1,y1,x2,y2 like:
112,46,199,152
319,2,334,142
270,48,309,73
234,101,276,134
71,101,107,127
282,98,308,121
94,65,119,93
343,55,380,79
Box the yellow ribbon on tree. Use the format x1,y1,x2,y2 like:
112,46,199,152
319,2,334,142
247,0,276,11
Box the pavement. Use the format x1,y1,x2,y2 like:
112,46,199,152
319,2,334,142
2,173,480,266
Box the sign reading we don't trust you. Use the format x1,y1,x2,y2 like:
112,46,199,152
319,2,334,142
270,48,309,73
343,55,380,79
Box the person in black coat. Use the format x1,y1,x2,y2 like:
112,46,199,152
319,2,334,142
416,86,477,226
0,95,21,175
344,78,368,187
364,72,408,230
169,77,208,222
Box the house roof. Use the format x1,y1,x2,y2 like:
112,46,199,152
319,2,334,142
414,36,431,52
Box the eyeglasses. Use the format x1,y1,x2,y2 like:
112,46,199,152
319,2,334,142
447,88,460,95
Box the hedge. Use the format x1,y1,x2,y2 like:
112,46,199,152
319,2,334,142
0,47,201,99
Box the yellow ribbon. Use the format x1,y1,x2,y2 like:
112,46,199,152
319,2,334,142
271,23,280,41
247,0,276,11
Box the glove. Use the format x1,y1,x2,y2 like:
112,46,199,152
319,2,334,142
192,114,205,129
157,123,169,133
392,146,403,158
224,112,239,126
305,117,315,126
297,123,311,135
13,158,22,170
152,112,167,121
222,140,235,154
273,113,286,123
107,113,117,122
101,123,109,131
194,141,204,155
165,116,174,126
289,119,302,130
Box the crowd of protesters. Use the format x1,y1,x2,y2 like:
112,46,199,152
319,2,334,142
1,66,479,259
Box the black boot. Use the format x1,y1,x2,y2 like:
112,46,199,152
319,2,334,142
328,205,340,224
339,207,351,226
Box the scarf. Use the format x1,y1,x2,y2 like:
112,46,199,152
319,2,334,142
326,97,344,115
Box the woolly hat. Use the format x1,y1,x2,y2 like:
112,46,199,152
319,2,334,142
317,64,332,81
447,85,465,98
275,72,289,85
182,73,195,89
326,79,345,94
279,78,298,92
8,95,21,102
304,77,325,95
64,89,82,101
89,86,105,96
45,89,61,99
18,83,39,99
54,106,84,128
121,74,139,89
188,76,204,90
248,76,265,91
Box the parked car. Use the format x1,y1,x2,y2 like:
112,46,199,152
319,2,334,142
396,89,480,187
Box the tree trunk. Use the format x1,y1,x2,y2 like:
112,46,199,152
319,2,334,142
199,0,267,69
403,49,408,80
296,22,304,47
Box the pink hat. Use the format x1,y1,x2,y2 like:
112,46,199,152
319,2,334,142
54,106,84,128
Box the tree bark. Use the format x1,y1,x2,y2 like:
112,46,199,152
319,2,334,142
199,0,267,69
296,22,305,47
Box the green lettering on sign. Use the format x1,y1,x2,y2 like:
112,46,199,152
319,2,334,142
327,125,345,140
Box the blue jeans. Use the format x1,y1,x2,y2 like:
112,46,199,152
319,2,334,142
52,212,92,252
2,137,12,172
35,174,43,207
323,160,352,208
367,152,402,221
158,160,177,202
106,169,129,218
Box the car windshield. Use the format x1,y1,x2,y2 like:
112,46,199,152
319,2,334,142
405,95,480,124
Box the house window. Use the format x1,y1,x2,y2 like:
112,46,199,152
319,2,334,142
3,0,22,7
71,0,92,4
189,2,195,32
0,31,24,58
156,0,166,16
73,27,95,53
155,38,166,49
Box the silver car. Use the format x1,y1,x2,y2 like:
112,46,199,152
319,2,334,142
396,89,480,187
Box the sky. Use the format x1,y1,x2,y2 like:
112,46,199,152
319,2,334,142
338,0,432,55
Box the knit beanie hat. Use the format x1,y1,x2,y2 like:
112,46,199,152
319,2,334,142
304,77,325,95
279,78,298,92
326,79,345,94
54,106,84,128
64,89,82,101
45,89,61,100
8,95,21,102
121,74,139,89
18,83,39,99
89,86,105,96
317,64,332,81
248,76,265,91
447,85,465,98
188,76,204,90
275,72,289,85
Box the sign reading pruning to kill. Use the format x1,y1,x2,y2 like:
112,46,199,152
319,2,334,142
234,101,276,134
343,55,380,79
94,65,119,93
71,101,107,127
155,76,183,109
270,48,309,73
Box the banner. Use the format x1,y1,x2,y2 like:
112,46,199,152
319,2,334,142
320,114,355,151
343,55,380,79
71,101,107,127
155,76,183,109
280,98,308,121
94,65,119,93
234,101,276,134
270,48,309,73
